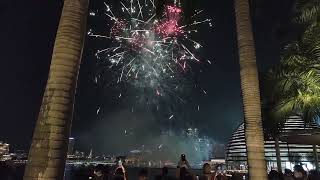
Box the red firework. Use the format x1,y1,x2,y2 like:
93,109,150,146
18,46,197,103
155,5,183,37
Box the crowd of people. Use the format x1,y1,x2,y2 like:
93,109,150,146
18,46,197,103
86,163,320,180
268,165,320,180
1,154,320,180
87,163,242,180
84,154,245,180
85,154,320,180
0,161,25,180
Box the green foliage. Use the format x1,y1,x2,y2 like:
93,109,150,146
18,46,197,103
294,0,320,26
264,0,320,133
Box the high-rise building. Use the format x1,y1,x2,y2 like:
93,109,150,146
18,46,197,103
74,150,85,158
0,141,10,161
0,142,9,155
185,128,199,138
88,149,93,159
197,136,213,160
68,137,75,155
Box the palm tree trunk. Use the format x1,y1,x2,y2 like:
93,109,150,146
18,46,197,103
23,0,89,179
313,145,319,171
275,136,282,172
234,0,267,179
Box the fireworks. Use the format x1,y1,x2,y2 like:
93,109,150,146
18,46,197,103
155,5,183,37
89,0,212,113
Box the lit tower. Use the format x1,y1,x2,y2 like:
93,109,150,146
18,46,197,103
68,137,75,155
88,149,93,159
0,142,9,155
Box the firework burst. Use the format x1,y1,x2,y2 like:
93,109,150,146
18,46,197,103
89,0,212,116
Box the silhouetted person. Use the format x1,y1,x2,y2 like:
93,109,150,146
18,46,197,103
199,163,215,180
293,165,307,180
268,169,282,180
93,164,108,180
307,170,320,180
113,165,127,180
215,173,227,180
177,167,194,180
284,169,294,180
177,154,191,169
176,154,195,180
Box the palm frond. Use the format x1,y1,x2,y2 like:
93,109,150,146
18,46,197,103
264,0,320,133
294,0,320,25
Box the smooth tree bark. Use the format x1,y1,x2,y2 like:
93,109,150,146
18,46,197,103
274,137,282,172
313,145,319,171
234,0,268,179
23,0,89,179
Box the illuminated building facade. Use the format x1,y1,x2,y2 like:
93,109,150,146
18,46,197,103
0,142,9,155
226,116,320,171
186,128,199,138
0,141,10,161
184,128,213,162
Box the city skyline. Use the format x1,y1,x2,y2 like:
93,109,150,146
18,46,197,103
1,1,320,180
0,0,294,155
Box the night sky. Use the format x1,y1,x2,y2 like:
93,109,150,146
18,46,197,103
0,0,294,154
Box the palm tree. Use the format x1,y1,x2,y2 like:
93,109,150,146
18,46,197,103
23,0,89,179
270,0,320,125
294,0,320,27
270,65,320,171
234,0,268,179
266,52,320,171
262,104,284,172
262,70,290,172
262,0,320,171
